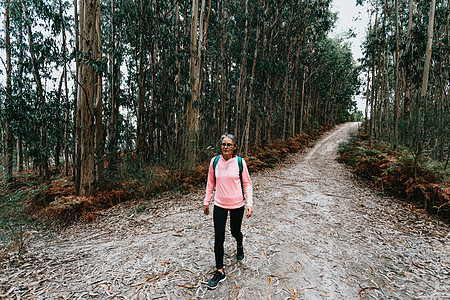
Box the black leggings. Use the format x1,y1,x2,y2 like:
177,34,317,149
213,205,245,269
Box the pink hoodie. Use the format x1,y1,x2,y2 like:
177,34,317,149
204,155,253,209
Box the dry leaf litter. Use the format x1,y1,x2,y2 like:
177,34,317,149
1,122,449,299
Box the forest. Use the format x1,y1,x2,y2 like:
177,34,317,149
1,0,360,195
360,0,448,161
351,0,449,222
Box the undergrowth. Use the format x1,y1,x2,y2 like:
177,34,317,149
338,131,450,224
0,124,331,258
0,177,49,261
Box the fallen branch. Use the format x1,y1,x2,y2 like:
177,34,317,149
359,287,378,299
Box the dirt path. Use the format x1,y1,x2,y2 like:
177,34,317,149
2,122,449,299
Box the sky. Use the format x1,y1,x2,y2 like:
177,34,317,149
330,0,370,113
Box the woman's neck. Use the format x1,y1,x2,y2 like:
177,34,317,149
222,154,233,161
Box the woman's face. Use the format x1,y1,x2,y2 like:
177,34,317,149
221,137,236,158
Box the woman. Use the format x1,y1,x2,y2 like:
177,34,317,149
203,134,253,289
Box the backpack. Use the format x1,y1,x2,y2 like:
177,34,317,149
213,155,244,198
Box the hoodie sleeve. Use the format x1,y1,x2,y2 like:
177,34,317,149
203,157,216,206
241,159,253,207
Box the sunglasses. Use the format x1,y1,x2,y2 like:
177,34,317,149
221,143,235,147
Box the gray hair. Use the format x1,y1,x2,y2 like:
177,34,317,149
221,133,238,156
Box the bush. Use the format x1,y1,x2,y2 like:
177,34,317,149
339,131,450,223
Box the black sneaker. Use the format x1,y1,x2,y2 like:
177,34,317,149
207,270,226,289
237,246,244,261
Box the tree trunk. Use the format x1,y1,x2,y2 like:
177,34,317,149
364,70,370,131
369,2,379,147
24,3,49,181
74,0,82,194
243,24,260,156
16,21,25,173
186,0,210,164
420,0,436,100
405,0,415,53
95,0,103,181
394,0,400,145
256,2,268,147
186,0,200,164
402,0,415,120
60,0,70,177
418,0,436,146
107,0,119,165
64,98,70,176
4,0,13,182
136,0,145,158
17,138,23,173
234,0,249,138
282,43,291,140
377,0,388,143
78,0,101,196
147,41,157,161
291,27,306,136
55,72,64,173
299,66,307,132
219,0,227,134
175,2,182,155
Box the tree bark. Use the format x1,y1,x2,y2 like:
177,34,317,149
78,0,101,196
369,2,379,147
107,0,119,164
136,0,145,158
16,21,25,173
219,0,227,134
186,0,210,164
61,0,70,176
420,0,436,100
4,0,13,182
291,24,306,136
394,0,400,145
147,40,157,160
23,4,49,181
418,0,436,148
364,70,370,131
186,0,200,164
243,23,260,156
234,0,249,139
299,66,307,132
95,0,104,181
74,0,82,194
55,72,64,173
282,42,292,140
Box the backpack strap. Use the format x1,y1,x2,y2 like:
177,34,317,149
213,155,221,183
237,156,244,199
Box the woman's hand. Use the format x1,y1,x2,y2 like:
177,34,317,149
204,205,209,215
245,206,253,218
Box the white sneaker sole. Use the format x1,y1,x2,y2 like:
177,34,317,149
207,275,226,289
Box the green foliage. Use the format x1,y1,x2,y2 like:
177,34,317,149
350,109,364,122
105,154,172,198
135,203,146,214
0,177,48,258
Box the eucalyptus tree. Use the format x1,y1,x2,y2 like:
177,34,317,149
0,0,69,181
3,0,13,182
75,0,102,196
360,0,449,162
